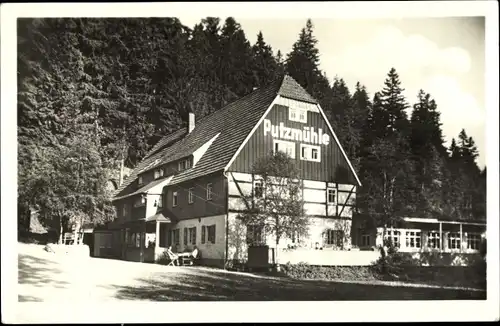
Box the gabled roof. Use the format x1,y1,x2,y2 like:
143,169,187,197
113,74,359,201
278,75,318,104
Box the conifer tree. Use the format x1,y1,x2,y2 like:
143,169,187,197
220,17,255,96
252,31,281,87
285,19,322,96
410,90,448,215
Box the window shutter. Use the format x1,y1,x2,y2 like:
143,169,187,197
184,228,188,245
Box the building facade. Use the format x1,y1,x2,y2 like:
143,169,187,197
102,75,362,267
100,75,485,267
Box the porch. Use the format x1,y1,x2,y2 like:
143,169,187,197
97,212,174,263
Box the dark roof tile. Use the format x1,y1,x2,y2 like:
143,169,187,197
113,75,317,199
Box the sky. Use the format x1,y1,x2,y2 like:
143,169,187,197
178,16,487,168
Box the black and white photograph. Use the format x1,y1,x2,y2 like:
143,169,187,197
1,1,499,324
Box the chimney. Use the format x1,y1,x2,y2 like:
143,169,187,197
188,112,195,133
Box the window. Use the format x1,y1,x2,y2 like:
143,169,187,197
325,229,343,247
327,188,337,205
254,181,264,199
128,232,141,248
172,229,180,246
99,234,113,249
201,226,206,244
183,228,188,246
188,227,197,245
188,188,194,204
206,183,213,200
405,231,421,249
448,232,461,250
157,195,163,208
178,159,192,172
427,231,441,249
247,224,265,245
466,233,480,250
122,204,129,218
384,229,401,247
289,107,307,123
154,168,164,179
135,232,141,248
273,139,295,159
361,234,371,247
300,144,321,162
138,176,143,185
207,225,216,244
172,191,178,207
290,230,300,244
134,197,144,207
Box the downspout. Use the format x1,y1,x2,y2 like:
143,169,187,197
223,170,230,269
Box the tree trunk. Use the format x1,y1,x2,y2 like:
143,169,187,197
73,220,80,245
275,236,280,270
58,215,63,245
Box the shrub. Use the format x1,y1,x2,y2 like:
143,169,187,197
371,240,419,279
280,262,379,281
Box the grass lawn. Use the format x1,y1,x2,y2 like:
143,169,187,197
17,243,486,302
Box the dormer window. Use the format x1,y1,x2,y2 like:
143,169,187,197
178,158,192,172
289,107,307,123
154,168,164,179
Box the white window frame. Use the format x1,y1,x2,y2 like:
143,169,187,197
325,229,343,247
300,144,321,162
188,187,194,204
247,224,265,246
289,107,307,123
466,232,481,250
327,188,337,205
206,183,213,200
172,191,178,207
178,159,192,172
448,232,461,250
405,230,421,249
427,231,441,250
157,195,163,208
384,229,401,247
273,139,296,159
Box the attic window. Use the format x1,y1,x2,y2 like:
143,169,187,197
138,176,143,185
289,107,307,123
178,159,192,172
154,168,164,179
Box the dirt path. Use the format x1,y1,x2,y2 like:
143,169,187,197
17,243,486,302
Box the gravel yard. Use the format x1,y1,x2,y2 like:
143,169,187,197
17,243,486,302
